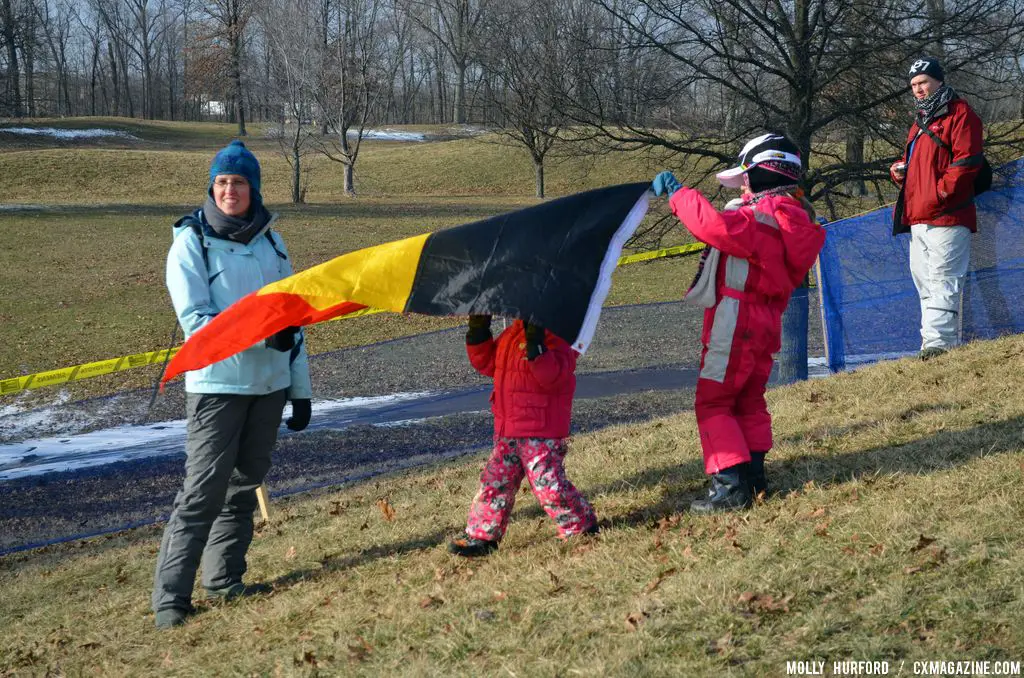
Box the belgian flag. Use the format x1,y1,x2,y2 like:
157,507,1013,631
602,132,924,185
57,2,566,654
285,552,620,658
162,183,651,385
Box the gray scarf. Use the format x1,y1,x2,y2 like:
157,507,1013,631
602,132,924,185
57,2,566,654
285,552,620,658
916,84,957,122
203,195,272,245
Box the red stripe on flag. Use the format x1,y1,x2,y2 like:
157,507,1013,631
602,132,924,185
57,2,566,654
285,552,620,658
161,292,367,385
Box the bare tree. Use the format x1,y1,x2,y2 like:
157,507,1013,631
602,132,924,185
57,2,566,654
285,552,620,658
478,0,572,198
314,0,393,196
1,0,23,116
203,0,253,134
405,0,487,124
260,0,318,202
567,0,1024,223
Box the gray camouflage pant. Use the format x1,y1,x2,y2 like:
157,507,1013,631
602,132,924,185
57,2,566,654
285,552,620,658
151,390,287,613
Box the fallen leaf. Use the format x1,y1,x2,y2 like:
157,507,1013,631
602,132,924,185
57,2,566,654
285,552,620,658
910,534,936,553
808,507,826,519
162,651,173,668
707,632,733,655
738,591,793,613
493,591,508,601
851,533,861,542
547,570,560,587
814,520,831,537
328,501,346,516
297,631,314,642
681,545,698,561
841,546,857,555
419,595,444,609
285,546,297,561
903,565,923,575
295,650,317,667
376,498,396,522
347,636,373,663
869,543,885,556
644,567,678,593
625,610,649,631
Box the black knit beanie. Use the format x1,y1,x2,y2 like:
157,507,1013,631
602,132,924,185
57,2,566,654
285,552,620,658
908,57,944,83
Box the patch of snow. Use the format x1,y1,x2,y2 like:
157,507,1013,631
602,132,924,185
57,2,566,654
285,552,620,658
350,128,426,142
0,126,139,140
0,391,435,481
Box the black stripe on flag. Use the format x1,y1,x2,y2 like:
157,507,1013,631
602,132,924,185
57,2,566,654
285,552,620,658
404,183,650,352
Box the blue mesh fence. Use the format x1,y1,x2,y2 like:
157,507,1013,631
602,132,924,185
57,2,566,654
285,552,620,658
818,157,1024,372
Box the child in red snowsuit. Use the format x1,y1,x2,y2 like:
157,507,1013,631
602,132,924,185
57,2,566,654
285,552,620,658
652,133,825,513
448,316,598,557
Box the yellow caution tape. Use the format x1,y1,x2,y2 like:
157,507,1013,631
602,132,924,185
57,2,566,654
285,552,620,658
0,348,180,396
617,242,705,265
1,244,706,396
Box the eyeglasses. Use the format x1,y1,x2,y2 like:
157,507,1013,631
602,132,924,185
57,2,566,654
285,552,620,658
213,177,250,188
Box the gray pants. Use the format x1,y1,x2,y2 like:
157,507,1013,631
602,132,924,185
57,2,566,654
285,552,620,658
152,390,287,613
909,224,971,350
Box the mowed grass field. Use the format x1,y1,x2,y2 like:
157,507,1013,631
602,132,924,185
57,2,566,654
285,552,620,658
0,119,702,403
1,334,1022,675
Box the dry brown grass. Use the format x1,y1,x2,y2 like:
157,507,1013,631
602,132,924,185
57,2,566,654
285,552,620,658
2,335,1023,675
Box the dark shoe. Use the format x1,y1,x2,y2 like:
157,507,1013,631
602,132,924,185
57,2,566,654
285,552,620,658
448,536,498,558
154,607,189,630
919,347,947,361
204,581,272,602
690,463,753,514
749,452,768,498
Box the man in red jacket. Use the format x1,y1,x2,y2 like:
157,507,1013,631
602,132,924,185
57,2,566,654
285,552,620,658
448,317,598,557
890,57,984,360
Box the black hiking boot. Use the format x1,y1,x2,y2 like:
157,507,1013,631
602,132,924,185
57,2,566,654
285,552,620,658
690,463,753,514
448,536,498,558
918,347,947,361
749,452,768,499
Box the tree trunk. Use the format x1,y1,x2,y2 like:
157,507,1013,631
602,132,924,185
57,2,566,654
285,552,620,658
2,0,22,117
230,1,247,136
845,125,867,196
292,147,302,203
534,158,544,199
454,57,466,123
344,162,355,196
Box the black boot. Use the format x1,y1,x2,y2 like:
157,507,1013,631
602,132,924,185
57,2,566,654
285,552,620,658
690,463,753,514
749,452,768,498
448,536,498,558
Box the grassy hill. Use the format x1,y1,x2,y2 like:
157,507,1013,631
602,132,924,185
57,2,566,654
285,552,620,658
2,335,1022,675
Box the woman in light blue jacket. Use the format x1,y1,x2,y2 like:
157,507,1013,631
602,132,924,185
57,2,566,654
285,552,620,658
152,140,312,629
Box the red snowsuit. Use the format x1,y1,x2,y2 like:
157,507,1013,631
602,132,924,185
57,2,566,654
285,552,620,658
669,189,825,474
466,320,576,438
463,321,596,540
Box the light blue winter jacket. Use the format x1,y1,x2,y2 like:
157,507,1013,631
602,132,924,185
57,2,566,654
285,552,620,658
166,210,313,398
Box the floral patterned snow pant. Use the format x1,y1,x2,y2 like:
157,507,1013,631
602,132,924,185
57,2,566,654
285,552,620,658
464,436,597,541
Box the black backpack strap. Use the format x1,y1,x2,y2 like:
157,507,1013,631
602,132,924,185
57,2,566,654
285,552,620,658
264,230,288,260
173,213,211,278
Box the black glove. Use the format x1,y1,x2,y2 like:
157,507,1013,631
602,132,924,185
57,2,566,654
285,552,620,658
524,322,546,361
466,314,493,345
266,326,300,352
286,399,311,431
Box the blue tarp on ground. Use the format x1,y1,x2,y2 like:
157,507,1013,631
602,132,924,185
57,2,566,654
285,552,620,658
818,157,1024,372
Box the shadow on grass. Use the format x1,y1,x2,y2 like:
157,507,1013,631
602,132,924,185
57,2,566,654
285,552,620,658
600,411,1024,530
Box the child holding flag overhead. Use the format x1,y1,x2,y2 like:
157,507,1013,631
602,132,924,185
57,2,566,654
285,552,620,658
651,133,825,513
448,316,598,557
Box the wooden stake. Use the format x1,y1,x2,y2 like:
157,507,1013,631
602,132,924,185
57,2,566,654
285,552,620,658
255,484,271,522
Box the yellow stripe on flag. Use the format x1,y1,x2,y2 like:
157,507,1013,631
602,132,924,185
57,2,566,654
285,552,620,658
259,232,431,313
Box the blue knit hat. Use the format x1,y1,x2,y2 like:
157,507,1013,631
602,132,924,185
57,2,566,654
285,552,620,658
209,140,261,200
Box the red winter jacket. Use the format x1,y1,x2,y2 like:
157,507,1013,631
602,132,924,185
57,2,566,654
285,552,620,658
893,97,984,232
466,320,577,439
669,189,825,321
